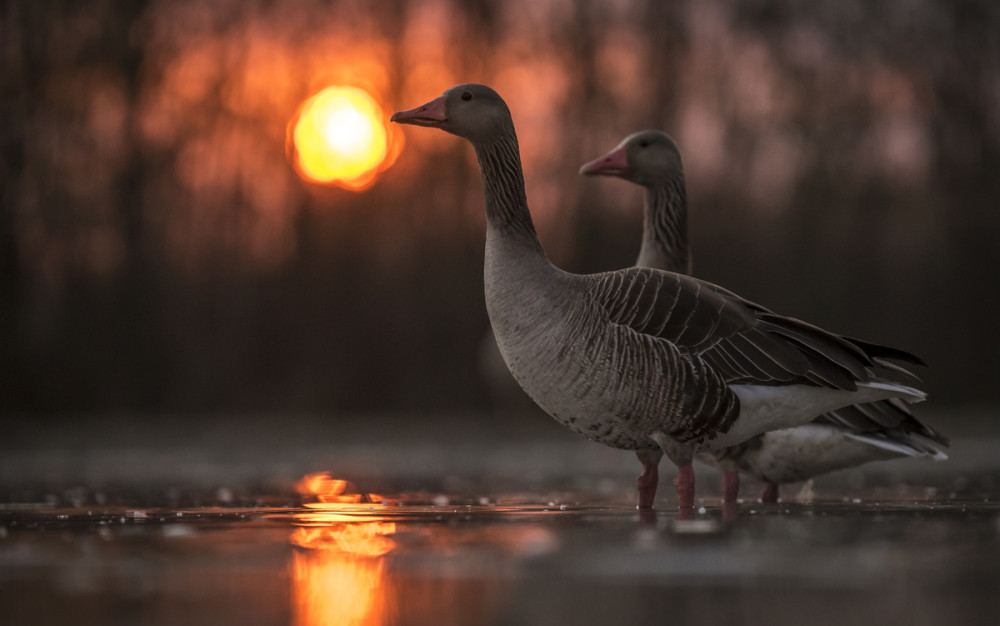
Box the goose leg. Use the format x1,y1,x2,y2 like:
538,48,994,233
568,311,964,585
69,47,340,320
760,482,779,503
674,464,696,509
649,431,696,511
722,470,740,503
637,463,658,509
634,448,663,509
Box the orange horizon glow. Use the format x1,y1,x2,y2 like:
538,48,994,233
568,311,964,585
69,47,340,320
290,86,402,190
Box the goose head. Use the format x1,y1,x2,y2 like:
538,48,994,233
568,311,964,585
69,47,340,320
391,84,513,144
580,130,684,188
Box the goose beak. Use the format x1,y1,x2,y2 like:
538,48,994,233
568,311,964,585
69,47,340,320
579,145,629,177
391,95,447,127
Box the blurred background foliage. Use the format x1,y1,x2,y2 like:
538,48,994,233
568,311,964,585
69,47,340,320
2,0,998,416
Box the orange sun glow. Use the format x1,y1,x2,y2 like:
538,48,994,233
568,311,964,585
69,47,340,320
290,86,401,190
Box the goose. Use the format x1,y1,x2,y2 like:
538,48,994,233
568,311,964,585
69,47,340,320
580,130,948,503
391,84,927,510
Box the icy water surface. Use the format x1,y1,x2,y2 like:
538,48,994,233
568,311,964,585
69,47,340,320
2,412,999,625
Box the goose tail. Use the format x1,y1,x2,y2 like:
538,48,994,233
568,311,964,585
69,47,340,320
859,379,927,404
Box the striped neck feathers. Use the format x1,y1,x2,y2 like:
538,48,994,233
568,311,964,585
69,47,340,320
474,131,542,248
637,181,691,274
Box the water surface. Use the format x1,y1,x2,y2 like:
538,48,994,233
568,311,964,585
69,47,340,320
2,412,998,625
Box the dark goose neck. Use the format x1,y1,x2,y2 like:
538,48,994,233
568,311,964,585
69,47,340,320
637,181,691,274
474,131,543,251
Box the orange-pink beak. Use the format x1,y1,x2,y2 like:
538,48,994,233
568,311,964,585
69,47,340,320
390,94,447,127
579,144,629,177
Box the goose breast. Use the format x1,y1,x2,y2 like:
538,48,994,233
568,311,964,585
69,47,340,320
487,267,737,450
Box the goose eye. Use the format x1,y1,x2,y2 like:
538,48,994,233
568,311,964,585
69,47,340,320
461,91,473,101
638,140,649,148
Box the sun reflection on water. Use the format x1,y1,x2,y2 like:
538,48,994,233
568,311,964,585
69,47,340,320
289,473,559,626
290,524,398,626
291,473,398,626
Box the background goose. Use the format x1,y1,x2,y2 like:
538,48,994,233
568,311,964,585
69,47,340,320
391,84,927,510
580,130,948,503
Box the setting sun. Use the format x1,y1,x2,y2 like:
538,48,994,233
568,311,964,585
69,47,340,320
290,86,401,190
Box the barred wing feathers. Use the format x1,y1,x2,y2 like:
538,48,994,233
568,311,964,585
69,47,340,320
586,267,885,391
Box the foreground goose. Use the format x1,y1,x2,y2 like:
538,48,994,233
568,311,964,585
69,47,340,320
580,130,948,503
392,85,927,510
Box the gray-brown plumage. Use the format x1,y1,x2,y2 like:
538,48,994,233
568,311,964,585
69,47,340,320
392,85,927,510
581,130,947,503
